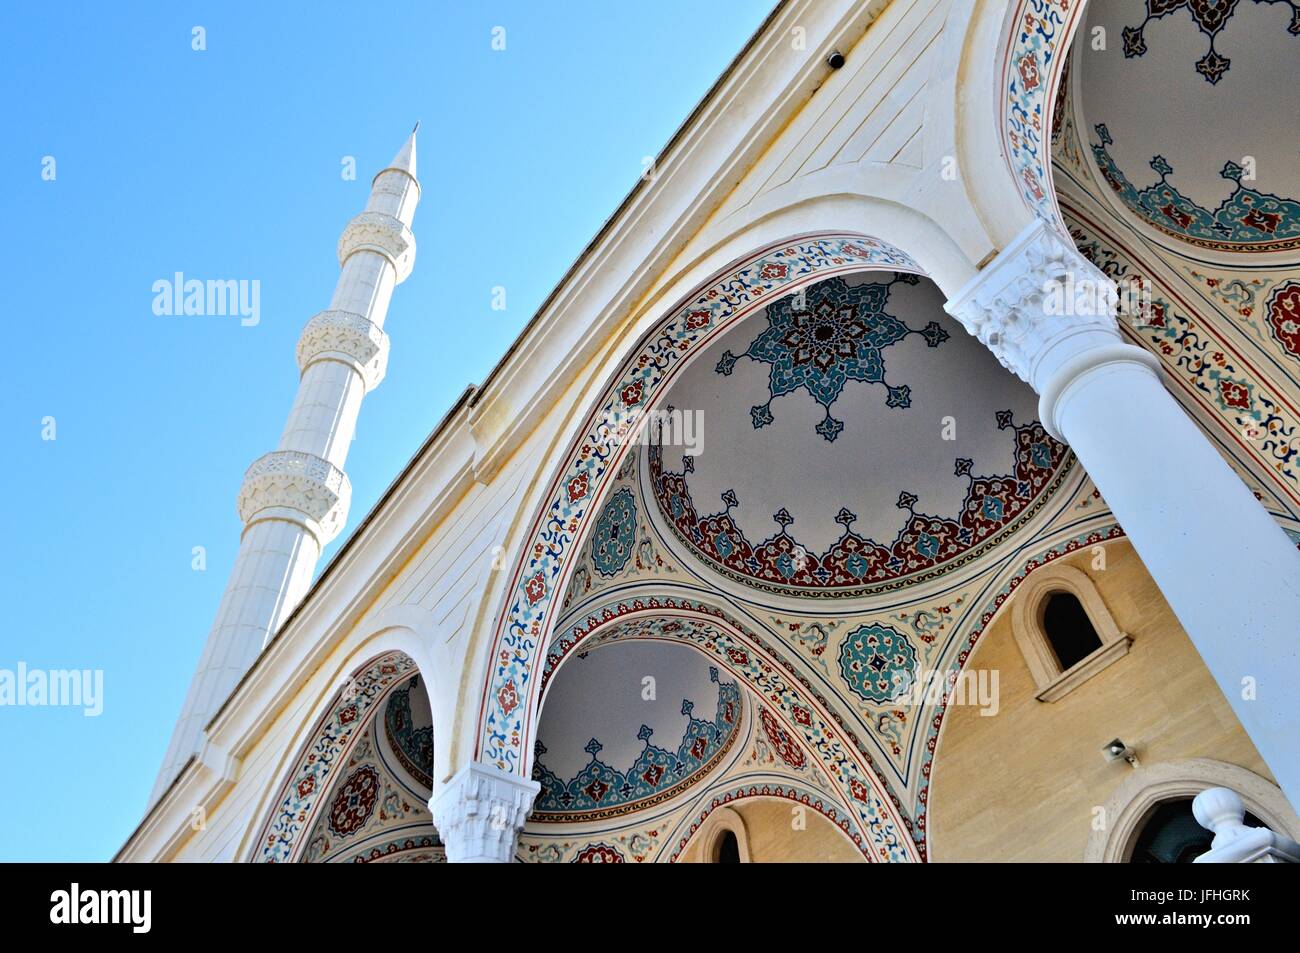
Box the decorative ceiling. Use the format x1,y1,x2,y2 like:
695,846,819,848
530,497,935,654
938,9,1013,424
301,672,442,863
532,640,741,822
643,271,1068,600
1079,0,1300,254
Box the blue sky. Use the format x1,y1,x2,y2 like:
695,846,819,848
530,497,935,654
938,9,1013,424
0,1,772,862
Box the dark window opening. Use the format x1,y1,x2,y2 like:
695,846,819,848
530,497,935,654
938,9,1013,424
714,829,741,863
1042,591,1102,670
1130,798,1263,863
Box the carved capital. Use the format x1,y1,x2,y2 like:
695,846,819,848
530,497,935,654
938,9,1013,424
296,310,390,391
944,219,1121,389
337,211,416,283
236,450,351,545
430,763,540,863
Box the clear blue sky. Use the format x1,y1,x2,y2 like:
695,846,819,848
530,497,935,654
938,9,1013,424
0,1,772,862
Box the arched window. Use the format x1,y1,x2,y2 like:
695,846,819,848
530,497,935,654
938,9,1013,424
688,806,751,863
713,829,741,863
1011,563,1132,702
1129,798,1264,864
1042,591,1102,670
1083,758,1300,862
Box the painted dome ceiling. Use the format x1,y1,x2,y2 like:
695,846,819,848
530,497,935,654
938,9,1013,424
1077,0,1300,254
532,640,741,822
642,270,1068,601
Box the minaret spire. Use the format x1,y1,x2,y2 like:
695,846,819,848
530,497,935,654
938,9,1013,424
151,129,421,803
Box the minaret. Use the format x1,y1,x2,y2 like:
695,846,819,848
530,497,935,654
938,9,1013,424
151,128,421,802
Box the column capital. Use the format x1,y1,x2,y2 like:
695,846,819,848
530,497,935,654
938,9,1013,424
337,210,416,283
944,219,1122,389
945,219,1161,440
430,762,540,863
296,309,390,392
236,450,351,546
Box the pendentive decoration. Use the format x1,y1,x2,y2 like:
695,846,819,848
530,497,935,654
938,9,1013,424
714,275,947,442
590,487,638,576
838,624,919,705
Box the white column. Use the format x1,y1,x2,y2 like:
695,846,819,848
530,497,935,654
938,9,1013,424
150,129,421,803
946,219,1300,809
430,763,541,863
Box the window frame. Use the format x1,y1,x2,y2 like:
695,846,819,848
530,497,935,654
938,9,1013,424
1011,564,1132,702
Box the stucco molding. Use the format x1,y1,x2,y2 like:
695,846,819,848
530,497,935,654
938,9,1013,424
337,210,416,283
236,450,351,546
296,309,390,392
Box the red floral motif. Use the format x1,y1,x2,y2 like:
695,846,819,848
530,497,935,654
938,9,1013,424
327,765,379,837
790,704,813,727
849,779,869,803
1021,167,1044,201
1018,52,1040,91
566,473,589,504
1219,379,1251,410
338,705,358,725
620,380,644,406
574,843,625,863
760,707,806,769
296,777,315,799
841,242,872,258
497,680,520,717
583,778,610,802
1159,204,1193,229
1241,208,1281,234
726,648,749,665
684,309,711,330
1266,282,1300,357
690,736,709,759
641,764,664,786
760,262,788,280
524,572,546,605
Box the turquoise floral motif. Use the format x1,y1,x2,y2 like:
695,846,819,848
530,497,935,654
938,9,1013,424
838,623,918,705
1121,0,1300,85
591,487,637,576
715,275,948,441
532,671,741,819
1091,125,1300,252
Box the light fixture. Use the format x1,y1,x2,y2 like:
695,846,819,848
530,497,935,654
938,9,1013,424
1101,738,1139,768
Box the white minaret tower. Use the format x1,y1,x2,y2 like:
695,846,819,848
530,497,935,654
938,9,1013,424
151,128,421,802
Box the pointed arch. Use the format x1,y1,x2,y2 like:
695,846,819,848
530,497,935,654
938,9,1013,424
471,233,928,789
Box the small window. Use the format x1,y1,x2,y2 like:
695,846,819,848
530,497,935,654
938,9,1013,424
713,829,741,863
1130,798,1263,864
1042,591,1102,670
1011,563,1132,702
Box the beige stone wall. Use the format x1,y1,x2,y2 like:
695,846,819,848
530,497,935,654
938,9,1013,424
680,799,865,863
928,540,1273,862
